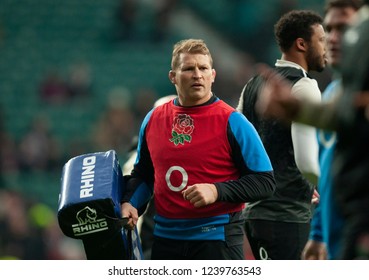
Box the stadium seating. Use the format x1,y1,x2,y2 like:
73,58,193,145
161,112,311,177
0,0,173,208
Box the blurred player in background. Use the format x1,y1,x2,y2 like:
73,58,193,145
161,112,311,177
302,0,363,260
237,10,327,260
255,0,369,259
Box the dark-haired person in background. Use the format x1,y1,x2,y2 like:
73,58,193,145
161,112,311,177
255,0,369,259
237,10,327,260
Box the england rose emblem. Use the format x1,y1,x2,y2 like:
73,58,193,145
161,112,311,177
170,114,194,145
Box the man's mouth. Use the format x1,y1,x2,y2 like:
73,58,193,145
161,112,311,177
192,83,203,88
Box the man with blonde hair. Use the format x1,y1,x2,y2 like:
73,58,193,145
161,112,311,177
120,39,276,260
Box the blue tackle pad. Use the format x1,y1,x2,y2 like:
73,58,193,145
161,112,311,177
58,150,143,260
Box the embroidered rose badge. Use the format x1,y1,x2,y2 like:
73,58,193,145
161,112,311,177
170,114,194,146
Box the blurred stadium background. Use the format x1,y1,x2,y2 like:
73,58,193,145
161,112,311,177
0,0,328,259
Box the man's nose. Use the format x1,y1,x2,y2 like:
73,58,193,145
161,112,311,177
193,68,202,78
328,29,341,43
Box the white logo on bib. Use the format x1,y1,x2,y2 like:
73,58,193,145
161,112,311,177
165,166,188,192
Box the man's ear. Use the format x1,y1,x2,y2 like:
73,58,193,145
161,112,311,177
169,70,176,84
296,38,306,52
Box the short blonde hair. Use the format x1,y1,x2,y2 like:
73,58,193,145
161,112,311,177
171,39,213,70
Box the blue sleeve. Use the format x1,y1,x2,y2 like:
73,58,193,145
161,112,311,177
214,111,275,203
310,203,323,242
135,109,153,167
310,80,339,242
129,181,153,210
124,109,154,210
228,111,273,172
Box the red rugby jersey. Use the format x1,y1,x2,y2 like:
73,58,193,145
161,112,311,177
145,99,244,219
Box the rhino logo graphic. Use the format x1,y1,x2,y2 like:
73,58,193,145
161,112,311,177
72,206,109,236
76,206,97,225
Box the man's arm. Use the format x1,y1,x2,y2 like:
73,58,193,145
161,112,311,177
290,78,321,185
255,64,340,131
214,112,276,203
302,202,328,260
121,111,155,225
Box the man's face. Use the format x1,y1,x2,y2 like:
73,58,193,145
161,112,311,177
324,7,358,67
169,53,216,107
306,23,328,72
